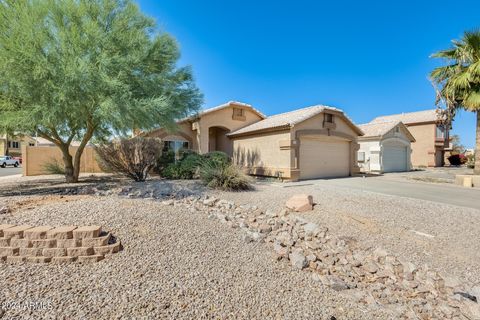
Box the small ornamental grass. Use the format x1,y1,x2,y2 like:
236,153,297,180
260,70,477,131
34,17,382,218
199,159,253,191
42,158,65,175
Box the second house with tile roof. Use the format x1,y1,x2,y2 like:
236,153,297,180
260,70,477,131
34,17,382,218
368,110,449,168
357,121,416,173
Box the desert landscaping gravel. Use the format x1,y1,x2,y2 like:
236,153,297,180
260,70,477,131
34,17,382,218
0,195,394,319
216,182,480,285
0,175,479,319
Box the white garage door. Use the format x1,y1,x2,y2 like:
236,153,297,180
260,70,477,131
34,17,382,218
382,145,407,172
299,137,350,180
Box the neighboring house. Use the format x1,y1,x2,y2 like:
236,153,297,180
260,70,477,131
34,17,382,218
357,121,415,173
0,134,36,157
147,101,364,181
369,110,448,167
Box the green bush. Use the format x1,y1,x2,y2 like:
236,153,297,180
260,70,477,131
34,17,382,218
155,150,175,174
466,154,475,169
199,160,253,191
160,151,230,180
202,151,230,166
162,152,203,179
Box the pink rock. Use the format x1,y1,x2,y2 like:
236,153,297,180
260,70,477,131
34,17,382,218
285,194,313,212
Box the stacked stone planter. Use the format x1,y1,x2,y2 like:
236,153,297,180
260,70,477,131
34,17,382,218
0,224,120,263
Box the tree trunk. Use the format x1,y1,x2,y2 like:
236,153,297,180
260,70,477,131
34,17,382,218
59,145,75,183
71,126,95,183
475,111,480,175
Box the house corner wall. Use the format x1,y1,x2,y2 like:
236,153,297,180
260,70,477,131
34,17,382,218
406,124,436,167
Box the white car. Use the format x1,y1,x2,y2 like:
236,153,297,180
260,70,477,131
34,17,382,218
0,156,19,168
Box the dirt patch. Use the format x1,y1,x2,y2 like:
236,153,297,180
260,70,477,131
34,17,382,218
339,212,381,234
6,195,92,213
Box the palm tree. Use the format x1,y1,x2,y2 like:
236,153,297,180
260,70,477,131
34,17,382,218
430,30,480,174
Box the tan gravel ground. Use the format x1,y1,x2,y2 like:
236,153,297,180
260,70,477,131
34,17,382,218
215,182,480,286
0,195,395,319
1,175,479,319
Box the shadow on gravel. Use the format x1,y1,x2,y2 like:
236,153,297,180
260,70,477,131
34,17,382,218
0,175,126,198
0,175,209,200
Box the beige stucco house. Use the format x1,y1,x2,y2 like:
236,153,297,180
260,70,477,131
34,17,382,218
147,101,364,181
0,134,36,157
146,101,266,158
369,110,448,167
357,121,415,173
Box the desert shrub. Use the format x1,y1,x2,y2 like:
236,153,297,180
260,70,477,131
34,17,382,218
162,152,203,179
466,154,475,168
155,150,175,174
42,158,65,175
202,151,230,167
95,137,162,182
199,160,253,191
448,153,467,166
160,151,230,180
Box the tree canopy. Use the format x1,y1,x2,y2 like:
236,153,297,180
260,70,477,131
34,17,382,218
430,30,480,174
0,0,202,182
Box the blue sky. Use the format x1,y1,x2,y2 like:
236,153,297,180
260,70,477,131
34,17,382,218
138,0,479,148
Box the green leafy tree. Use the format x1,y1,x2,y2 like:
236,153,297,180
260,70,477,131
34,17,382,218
430,30,480,174
0,0,202,182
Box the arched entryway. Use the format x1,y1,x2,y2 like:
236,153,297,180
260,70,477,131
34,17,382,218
208,126,232,156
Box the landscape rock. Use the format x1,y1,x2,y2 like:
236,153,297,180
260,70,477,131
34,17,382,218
289,249,308,270
285,194,313,212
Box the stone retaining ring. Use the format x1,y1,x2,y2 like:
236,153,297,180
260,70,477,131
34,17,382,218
0,224,121,263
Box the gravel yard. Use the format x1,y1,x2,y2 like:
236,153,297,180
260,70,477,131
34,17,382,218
0,175,479,319
216,182,480,285
0,194,393,319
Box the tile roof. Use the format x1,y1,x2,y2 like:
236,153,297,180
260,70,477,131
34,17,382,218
369,109,441,125
181,101,266,122
357,121,401,137
358,121,415,142
228,105,362,136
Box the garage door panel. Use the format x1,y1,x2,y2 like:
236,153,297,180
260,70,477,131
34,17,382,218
383,146,407,172
299,138,350,179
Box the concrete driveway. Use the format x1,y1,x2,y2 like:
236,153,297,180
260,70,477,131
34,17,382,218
309,175,480,211
0,167,22,178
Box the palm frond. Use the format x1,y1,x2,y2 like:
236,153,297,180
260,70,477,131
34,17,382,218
463,90,480,110
431,30,480,113
430,65,458,83
450,70,472,90
430,48,457,59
